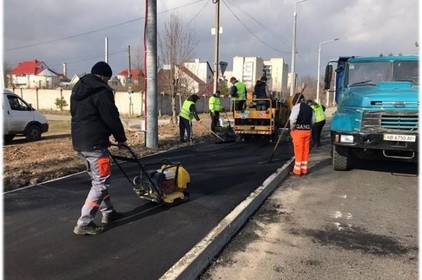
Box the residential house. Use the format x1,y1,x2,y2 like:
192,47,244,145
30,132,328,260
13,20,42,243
10,59,61,89
183,59,213,84
158,64,213,97
117,68,144,89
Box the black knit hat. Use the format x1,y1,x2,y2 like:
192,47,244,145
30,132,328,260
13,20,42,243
91,61,112,78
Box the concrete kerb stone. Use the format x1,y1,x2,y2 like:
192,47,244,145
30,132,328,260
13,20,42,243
160,157,295,280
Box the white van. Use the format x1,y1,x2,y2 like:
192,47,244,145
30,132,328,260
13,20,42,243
3,90,48,142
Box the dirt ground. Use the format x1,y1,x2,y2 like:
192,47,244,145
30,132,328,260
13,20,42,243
3,114,216,191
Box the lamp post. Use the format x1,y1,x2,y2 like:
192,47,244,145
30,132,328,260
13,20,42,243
316,38,339,103
289,0,309,97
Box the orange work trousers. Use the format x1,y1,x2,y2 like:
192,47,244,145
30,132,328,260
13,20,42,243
290,129,312,175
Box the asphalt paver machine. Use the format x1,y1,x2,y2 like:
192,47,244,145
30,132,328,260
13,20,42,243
233,97,290,142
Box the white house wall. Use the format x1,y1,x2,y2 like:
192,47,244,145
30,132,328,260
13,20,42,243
183,60,213,84
12,74,59,89
7,88,232,115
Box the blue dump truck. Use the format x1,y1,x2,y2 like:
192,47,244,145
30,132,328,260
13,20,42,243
324,55,418,170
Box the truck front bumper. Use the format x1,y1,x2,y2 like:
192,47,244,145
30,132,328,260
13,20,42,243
331,131,418,152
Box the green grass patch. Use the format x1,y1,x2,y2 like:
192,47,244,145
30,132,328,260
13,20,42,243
47,120,71,134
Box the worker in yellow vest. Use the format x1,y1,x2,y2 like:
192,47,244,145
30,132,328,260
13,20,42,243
179,94,200,144
229,77,247,111
307,100,326,147
208,90,223,132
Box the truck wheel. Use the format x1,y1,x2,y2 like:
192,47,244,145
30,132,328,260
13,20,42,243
25,125,42,141
332,144,351,171
4,134,15,143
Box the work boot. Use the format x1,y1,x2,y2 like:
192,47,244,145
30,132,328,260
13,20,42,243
101,211,123,225
73,222,103,236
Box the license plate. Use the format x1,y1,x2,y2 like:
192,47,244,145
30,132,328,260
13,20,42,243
383,134,416,142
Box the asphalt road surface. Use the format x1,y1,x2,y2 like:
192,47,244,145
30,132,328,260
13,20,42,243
5,141,291,280
203,141,418,280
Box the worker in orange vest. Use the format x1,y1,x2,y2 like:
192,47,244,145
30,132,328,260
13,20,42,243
289,93,314,176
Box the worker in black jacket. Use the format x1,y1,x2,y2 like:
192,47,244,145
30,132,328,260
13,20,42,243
71,61,127,235
289,93,314,176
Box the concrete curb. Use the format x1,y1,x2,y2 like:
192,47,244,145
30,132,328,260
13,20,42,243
160,157,295,280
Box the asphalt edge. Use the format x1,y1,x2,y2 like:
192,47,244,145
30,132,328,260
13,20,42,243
160,157,295,280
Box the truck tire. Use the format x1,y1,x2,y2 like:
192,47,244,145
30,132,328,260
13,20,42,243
25,124,42,141
332,144,351,171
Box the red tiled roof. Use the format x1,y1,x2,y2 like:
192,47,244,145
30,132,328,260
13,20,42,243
117,68,144,77
11,59,47,75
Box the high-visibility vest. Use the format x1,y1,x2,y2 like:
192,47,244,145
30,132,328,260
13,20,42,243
233,81,246,101
311,104,326,123
179,100,195,121
209,96,222,112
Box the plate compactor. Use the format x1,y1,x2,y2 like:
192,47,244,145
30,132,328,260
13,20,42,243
110,144,190,205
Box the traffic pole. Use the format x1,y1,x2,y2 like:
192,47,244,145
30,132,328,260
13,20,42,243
145,0,158,148
213,0,221,94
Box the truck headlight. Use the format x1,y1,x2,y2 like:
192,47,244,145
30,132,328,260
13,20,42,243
340,135,354,143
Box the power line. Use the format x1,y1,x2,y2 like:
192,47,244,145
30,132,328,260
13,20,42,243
225,0,290,49
48,49,127,70
186,0,210,25
221,0,290,55
6,0,206,52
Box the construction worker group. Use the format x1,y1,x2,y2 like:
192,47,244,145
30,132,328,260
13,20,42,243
178,76,326,177
70,65,325,235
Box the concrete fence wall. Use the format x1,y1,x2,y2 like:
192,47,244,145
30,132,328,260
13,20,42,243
9,88,232,116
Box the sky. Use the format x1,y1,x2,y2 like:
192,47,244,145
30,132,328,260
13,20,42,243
3,0,419,79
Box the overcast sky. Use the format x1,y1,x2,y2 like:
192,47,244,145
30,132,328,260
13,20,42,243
4,0,419,79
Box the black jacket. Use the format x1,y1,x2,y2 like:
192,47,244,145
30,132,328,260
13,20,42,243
71,74,127,151
253,80,267,98
295,103,313,130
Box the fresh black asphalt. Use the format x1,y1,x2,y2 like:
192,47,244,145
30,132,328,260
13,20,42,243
5,141,291,280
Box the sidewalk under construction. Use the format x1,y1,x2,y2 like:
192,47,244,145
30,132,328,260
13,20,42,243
5,141,292,280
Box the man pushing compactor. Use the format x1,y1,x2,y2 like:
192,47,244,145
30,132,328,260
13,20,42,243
71,61,126,235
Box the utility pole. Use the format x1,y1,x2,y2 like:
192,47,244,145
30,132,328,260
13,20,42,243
316,38,339,103
213,0,221,94
290,0,309,97
128,45,133,116
105,36,109,63
145,0,158,148
289,5,297,97
128,45,132,84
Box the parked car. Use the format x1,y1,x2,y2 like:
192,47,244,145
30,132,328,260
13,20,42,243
3,90,48,142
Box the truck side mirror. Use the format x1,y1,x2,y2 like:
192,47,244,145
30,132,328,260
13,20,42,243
324,64,333,90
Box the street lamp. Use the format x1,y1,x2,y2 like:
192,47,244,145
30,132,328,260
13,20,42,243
316,38,339,103
289,0,309,97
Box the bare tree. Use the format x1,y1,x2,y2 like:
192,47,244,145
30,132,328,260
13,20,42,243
130,45,145,92
298,75,318,100
159,14,196,124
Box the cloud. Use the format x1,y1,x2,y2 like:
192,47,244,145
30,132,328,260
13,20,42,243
4,0,418,78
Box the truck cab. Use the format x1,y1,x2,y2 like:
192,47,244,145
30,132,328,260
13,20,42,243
3,90,48,142
324,55,418,170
